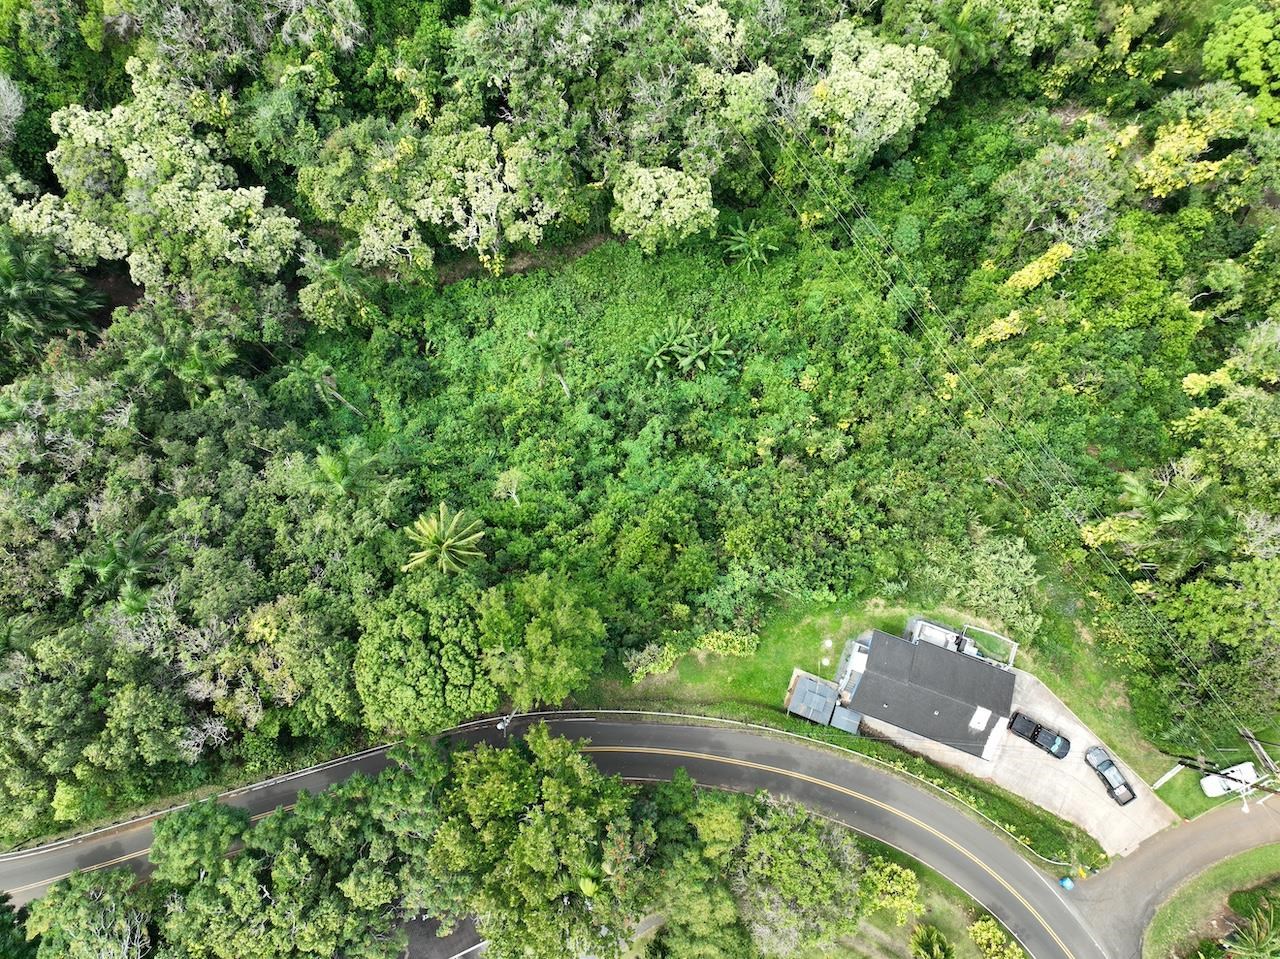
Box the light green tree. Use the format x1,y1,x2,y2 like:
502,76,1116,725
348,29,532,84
478,571,606,712
969,916,1026,959
1204,5,1280,122
25,869,154,959
802,24,950,172
732,798,865,955
422,724,639,959
11,58,300,292
354,576,498,735
411,123,583,273
149,799,249,887
861,856,924,926
1133,83,1259,204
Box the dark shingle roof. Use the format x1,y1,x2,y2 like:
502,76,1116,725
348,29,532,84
847,631,1015,757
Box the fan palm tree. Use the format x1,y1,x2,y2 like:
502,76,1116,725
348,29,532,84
401,503,486,574
525,329,573,399
0,229,104,369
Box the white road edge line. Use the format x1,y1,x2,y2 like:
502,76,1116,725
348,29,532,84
1,709,1080,869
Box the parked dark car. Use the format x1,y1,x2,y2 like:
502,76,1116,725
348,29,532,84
1085,746,1136,805
1007,711,1071,758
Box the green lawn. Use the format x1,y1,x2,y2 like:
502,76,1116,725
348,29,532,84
1142,844,1280,959
1228,874,1280,916
587,583,1231,821
1150,714,1279,821
1152,766,1239,821
580,598,1106,867
1015,571,1175,787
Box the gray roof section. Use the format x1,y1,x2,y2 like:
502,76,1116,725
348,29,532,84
787,675,837,725
847,631,1015,757
830,706,862,734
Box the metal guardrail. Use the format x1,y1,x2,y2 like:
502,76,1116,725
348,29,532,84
0,708,1078,868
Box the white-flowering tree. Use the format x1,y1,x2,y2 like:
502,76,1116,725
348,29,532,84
10,58,300,292
802,23,950,171
125,0,366,85
0,73,22,149
411,123,582,273
609,162,716,252
991,136,1130,255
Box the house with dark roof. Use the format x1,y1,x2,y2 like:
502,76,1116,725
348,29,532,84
784,619,1017,760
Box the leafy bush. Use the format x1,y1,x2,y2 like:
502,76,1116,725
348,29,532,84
698,629,760,657
969,916,1026,959
627,643,681,681
911,924,956,959
644,316,735,380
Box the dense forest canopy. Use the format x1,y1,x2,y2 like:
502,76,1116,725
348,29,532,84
0,0,1277,855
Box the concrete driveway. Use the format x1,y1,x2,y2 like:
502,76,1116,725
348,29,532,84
862,669,1177,857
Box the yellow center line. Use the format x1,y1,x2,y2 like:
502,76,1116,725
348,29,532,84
6,804,296,896
10,744,1077,959
583,744,1076,959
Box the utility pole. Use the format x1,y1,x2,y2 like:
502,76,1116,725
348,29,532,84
1174,755,1279,798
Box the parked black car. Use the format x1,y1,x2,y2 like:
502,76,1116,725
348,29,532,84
1086,746,1136,805
1007,711,1071,758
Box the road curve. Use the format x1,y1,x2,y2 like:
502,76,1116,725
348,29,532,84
1072,796,1280,959
3,715,1108,959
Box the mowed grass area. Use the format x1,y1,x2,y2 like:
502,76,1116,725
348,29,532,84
580,598,1107,866
1014,571,1175,787
589,598,940,717
1151,766,1238,820
1148,713,1279,820
1142,844,1280,959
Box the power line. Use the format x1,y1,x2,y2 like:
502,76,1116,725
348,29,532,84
708,45,1266,756
747,57,1259,747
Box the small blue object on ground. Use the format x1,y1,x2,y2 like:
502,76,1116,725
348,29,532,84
1059,877,1075,890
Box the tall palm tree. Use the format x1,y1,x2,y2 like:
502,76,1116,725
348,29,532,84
308,436,378,500
524,329,573,399
0,229,104,370
1116,466,1237,581
299,247,378,327
401,503,486,574
83,523,167,601
931,2,993,72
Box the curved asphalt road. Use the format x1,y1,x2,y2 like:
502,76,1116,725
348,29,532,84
2,714,1268,959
